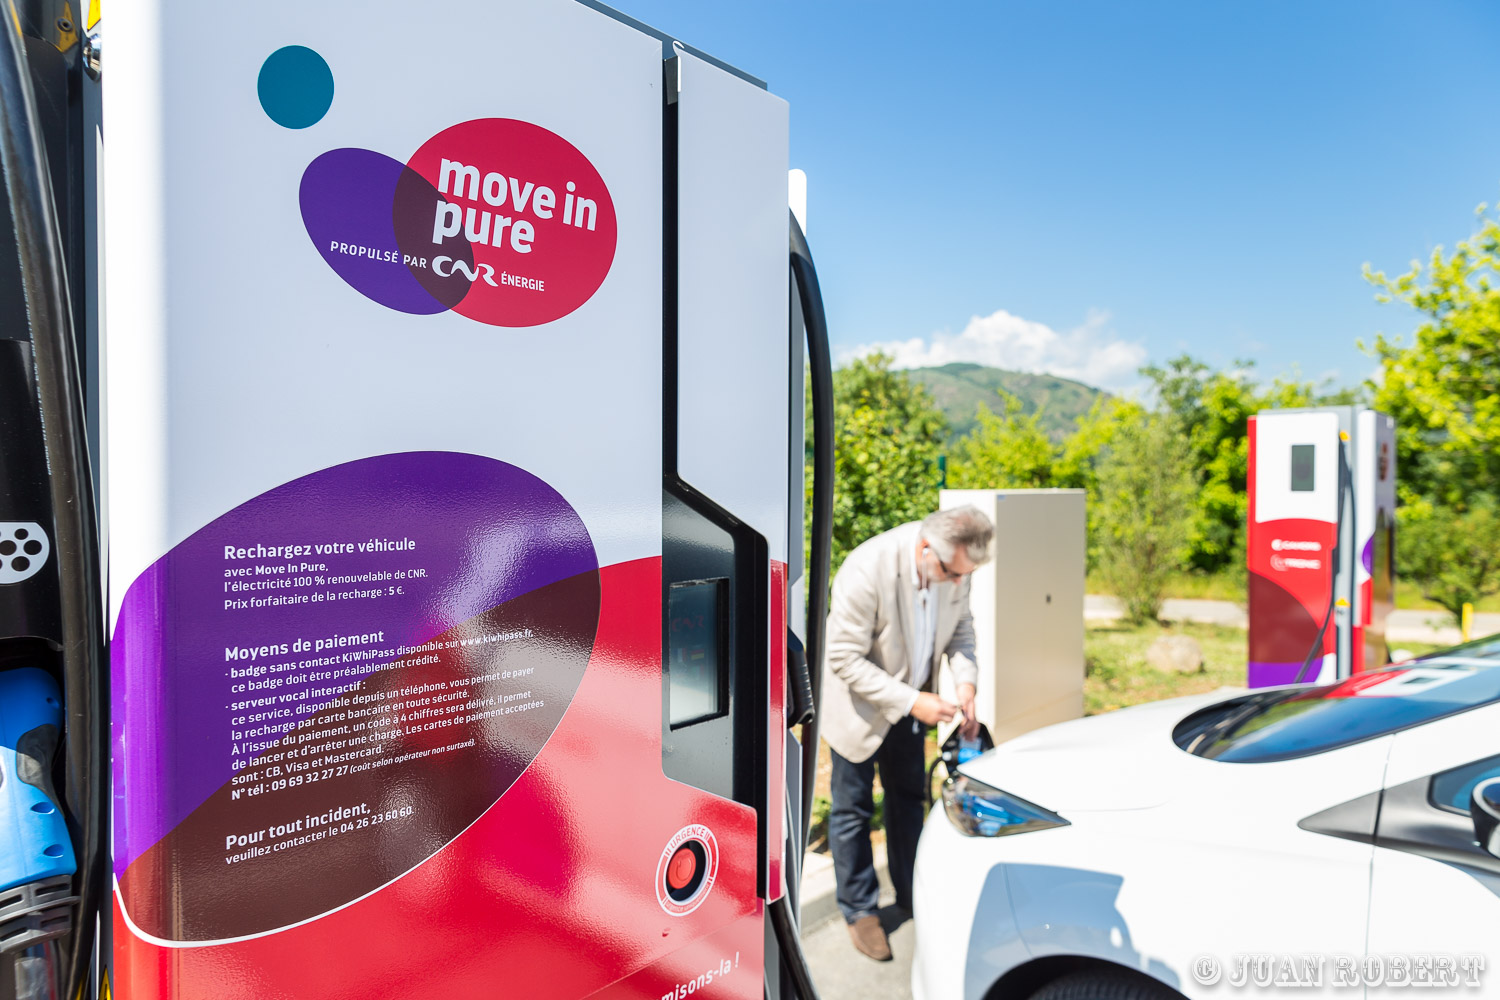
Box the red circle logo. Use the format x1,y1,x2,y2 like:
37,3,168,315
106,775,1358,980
400,119,617,327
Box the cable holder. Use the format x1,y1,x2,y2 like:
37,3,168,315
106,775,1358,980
0,875,78,956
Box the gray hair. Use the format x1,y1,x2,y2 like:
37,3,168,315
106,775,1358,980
919,505,994,567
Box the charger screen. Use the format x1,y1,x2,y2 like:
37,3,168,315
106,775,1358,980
668,580,726,728
1290,444,1316,492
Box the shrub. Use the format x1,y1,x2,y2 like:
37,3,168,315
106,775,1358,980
1094,415,1197,624
1397,495,1500,623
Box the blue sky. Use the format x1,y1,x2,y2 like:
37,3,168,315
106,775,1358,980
623,0,1500,394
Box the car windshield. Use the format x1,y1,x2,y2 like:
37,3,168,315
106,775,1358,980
1173,646,1500,763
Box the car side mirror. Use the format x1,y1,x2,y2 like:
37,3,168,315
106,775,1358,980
1472,777,1500,858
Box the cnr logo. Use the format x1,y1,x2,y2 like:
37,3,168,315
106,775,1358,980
432,256,498,286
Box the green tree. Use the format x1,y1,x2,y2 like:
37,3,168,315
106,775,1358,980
946,391,1055,489
1093,413,1197,624
1052,396,1145,494
1141,356,1255,573
817,353,948,573
1364,202,1500,508
1051,396,1146,571
1396,495,1500,623
1141,354,1353,575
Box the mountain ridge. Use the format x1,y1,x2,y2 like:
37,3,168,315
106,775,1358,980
905,363,1109,444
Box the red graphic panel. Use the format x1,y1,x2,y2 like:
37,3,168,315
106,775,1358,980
586,910,765,999
765,561,786,901
114,558,763,999
1247,516,1337,686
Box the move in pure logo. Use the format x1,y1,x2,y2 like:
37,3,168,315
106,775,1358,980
259,45,618,327
300,121,617,328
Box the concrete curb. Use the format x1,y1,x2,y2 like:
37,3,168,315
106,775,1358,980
797,843,889,934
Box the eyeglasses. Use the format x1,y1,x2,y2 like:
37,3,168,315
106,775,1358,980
926,544,965,581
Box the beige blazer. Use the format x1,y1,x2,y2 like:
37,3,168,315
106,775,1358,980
820,521,979,763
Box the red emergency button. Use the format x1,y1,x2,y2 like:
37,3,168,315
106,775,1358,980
657,829,716,914
667,846,698,891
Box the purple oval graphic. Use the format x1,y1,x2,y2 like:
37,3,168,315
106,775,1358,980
300,148,474,314
112,452,599,941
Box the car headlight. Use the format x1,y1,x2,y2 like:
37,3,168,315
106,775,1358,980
941,773,1070,838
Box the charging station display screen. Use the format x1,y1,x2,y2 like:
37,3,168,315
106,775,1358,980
668,580,726,728
1290,444,1316,492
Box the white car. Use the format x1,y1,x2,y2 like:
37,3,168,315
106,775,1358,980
912,640,1500,1000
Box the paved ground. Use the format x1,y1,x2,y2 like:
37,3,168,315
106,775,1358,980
802,897,915,1000
1084,595,1500,647
798,845,914,998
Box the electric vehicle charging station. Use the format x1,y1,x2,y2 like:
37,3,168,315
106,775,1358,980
0,2,837,998
1247,407,1397,688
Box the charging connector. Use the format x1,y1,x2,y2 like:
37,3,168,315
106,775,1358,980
1,668,77,1000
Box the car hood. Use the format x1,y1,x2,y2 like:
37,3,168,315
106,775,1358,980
957,690,1240,812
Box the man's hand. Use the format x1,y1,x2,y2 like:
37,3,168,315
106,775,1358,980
956,683,979,739
910,692,957,727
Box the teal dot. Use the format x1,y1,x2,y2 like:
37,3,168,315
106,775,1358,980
258,46,334,129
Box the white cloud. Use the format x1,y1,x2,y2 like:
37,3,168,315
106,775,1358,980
843,307,1147,394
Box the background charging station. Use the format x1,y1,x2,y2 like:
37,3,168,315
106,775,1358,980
1247,407,1397,687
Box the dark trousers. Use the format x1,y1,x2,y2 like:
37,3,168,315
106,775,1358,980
829,716,927,923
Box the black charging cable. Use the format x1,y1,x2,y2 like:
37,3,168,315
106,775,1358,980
0,15,107,1000
1293,440,1355,684
924,753,949,810
790,213,832,850
767,213,832,1000
923,723,996,808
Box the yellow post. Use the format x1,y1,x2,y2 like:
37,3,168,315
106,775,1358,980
1462,602,1474,642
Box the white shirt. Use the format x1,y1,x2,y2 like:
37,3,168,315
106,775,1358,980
904,540,938,715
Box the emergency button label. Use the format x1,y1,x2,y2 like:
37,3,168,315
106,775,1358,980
656,825,719,917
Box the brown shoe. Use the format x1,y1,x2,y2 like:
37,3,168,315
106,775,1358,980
847,915,892,961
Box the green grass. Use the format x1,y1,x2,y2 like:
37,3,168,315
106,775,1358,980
1084,620,1249,714
1392,581,1500,616
1086,571,1500,615
1084,621,1468,716
1086,570,1245,603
